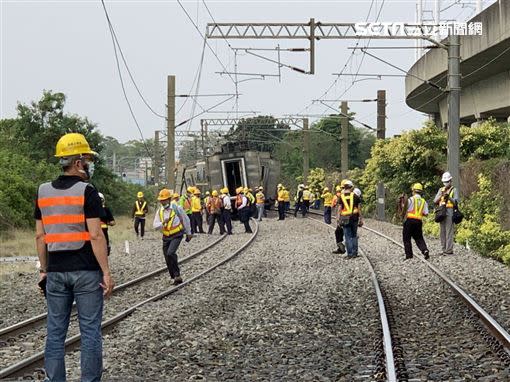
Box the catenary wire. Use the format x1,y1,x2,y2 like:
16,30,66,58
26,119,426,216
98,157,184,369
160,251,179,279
101,0,152,157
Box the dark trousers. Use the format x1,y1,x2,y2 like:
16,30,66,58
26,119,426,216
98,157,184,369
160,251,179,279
192,212,204,233
208,213,225,234
278,202,285,220
134,217,145,237
239,208,253,233
302,200,310,217
285,201,290,212
294,202,302,217
222,209,233,234
403,219,428,258
335,225,344,245
163,235,183,278
102,228,111,256
324,206,332,224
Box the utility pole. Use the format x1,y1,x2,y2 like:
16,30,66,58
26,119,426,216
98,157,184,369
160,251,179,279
200,120,207,160
376,90,386,221
341,101,349,179
153,130,160,185
447,34,461,194
303,118,310,183
167,75,176,190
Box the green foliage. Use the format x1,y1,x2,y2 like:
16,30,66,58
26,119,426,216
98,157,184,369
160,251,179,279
460,119,510,160
0,91,154,233
306,168,326,194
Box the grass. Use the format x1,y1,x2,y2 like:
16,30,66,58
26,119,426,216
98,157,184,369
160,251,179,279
0,215,137,258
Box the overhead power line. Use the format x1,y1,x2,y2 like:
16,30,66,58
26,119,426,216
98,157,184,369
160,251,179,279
100,0,151,157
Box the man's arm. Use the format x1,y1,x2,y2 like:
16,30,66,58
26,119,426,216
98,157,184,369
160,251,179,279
87,217,114,297
153,208,163,230
35,220,47,272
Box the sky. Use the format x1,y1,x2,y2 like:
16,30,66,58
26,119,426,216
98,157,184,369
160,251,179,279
1,0,491,146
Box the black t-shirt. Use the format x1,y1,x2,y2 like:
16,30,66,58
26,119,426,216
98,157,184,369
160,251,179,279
337,193,361,220
101,207,114,226
34,175,105,272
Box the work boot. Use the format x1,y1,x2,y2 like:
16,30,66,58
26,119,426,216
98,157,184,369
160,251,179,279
173,276,183,285
331,248,342,254
423,250,430,260
337,242,346,254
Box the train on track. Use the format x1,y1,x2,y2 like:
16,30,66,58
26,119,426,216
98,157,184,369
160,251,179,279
177,141,281,199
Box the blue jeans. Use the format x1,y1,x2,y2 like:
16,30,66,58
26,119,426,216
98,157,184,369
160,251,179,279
45,270,104,382
343,221,359,257
256,204,264,221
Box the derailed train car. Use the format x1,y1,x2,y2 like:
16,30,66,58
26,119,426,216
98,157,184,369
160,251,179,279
180,142,281,201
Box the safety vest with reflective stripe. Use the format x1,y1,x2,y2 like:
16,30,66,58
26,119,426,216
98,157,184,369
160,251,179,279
440,187,455,208
407,196,426,220
339,193,359,216
277,190,285,202
134,201,147,216
322,192,333,207
302,190,311,201
255,192,265,204
179,196,192,214
38,181,90,252
159,207,183,236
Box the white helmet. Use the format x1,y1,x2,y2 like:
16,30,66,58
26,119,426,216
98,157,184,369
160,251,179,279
353,188,362,197
441,172,452,182
298,184,305,189
344,180,354,188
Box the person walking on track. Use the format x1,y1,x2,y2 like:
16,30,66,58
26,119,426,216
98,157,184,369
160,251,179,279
191,189,205,234
153,189,192,285
403,183,430,260
132,191,148,239
236,187,253,233
331,184,345,254
207,190,225,235
321,187,333,224
99,192,115,256
294,184,304,217
301,186,311,217
255,187,265,221
434,171,459,255
336,180,363,259
35,133,115,382
277,185,286,221
220,187,233,234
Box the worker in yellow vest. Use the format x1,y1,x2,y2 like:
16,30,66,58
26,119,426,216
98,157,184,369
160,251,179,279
434,171,459,255
336,180,363,259
277,185,286,221
255,187,265,221
191,189,205,234
321,187,333,224
403,183,430,260
153,189,192,285
301,186,311,217
204,191,211,223
179,187,193,219
132,191,148,239
99,192,115,256
283,186,291,212
332,184,345,253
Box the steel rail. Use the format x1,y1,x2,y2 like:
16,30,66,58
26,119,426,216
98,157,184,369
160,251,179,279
0,220,258,379
0,234,226,340
306,209,510,356
304,213,397,381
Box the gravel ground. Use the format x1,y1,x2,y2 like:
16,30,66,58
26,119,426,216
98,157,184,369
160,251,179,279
360,228,510,381
56,216,381,381
364,218,510,335
0,230,209,328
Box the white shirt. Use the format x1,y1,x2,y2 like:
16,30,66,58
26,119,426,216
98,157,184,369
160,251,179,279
221,194,232,210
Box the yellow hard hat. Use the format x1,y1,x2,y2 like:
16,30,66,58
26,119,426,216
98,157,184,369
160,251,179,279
137,191,144,198
194,189,201,195
212,190,219,197
187,186,195,193
243,187,249,193
157,188,172,201
220,187,228,194
412,183,423,192
323,187,329,192
236,187,243,194
340,179,348,187
55,133,97,158
172,193,180,199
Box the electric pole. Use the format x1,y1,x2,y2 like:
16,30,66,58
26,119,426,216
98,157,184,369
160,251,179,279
447,34,461,193
303,118,310,183
153,130,160,185
341,101,349,179
376,90,386,220
167,75,176,190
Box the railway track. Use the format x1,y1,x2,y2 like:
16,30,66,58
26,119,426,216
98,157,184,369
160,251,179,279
305,210,510,380
0,220,258,379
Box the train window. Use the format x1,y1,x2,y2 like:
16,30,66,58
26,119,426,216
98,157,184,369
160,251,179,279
225,160,243,195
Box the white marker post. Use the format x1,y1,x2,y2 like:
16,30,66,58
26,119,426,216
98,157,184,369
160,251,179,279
124,240,130,255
